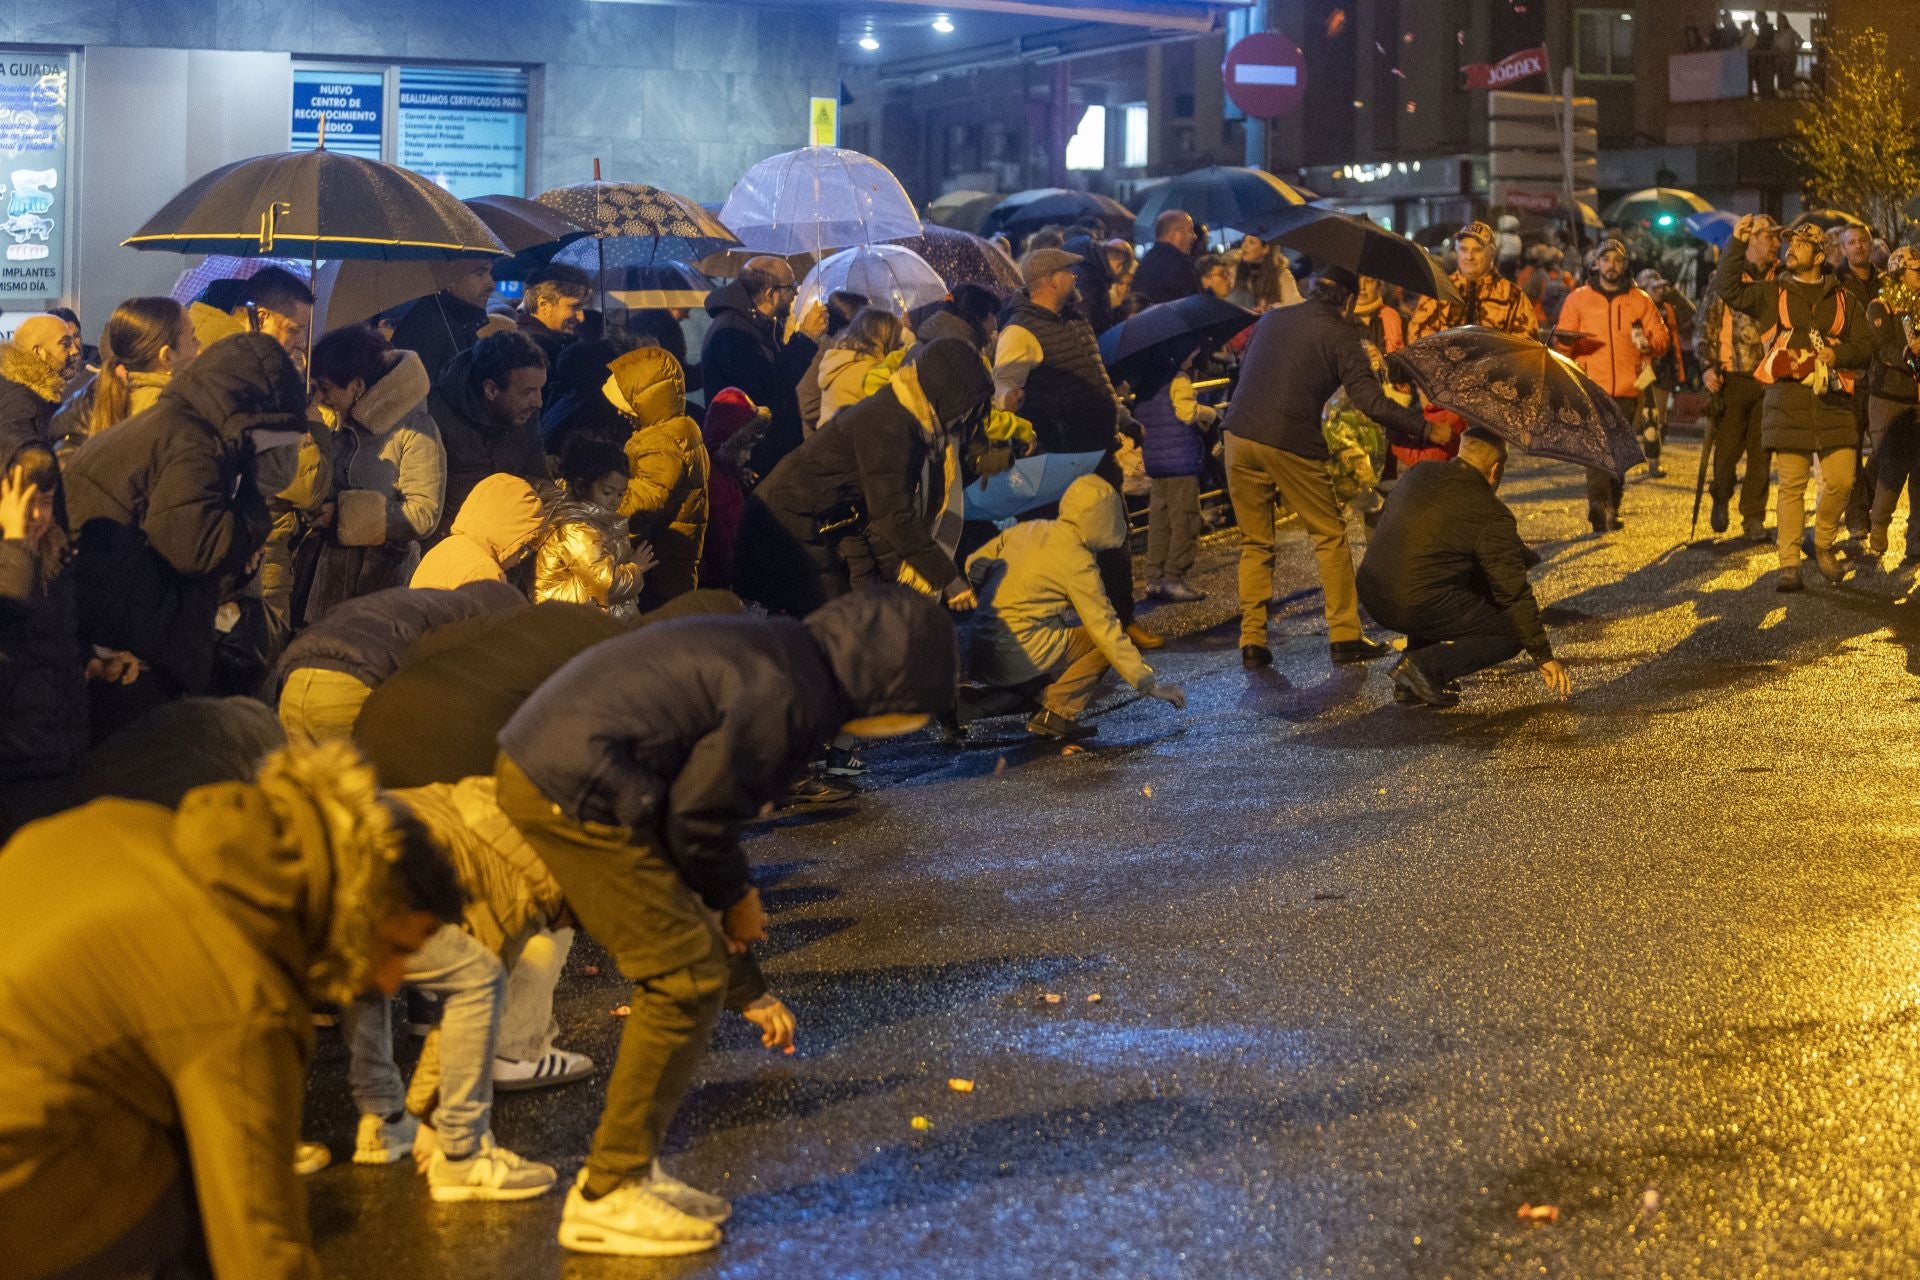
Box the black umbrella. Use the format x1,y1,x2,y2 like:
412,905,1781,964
124,150,505,260
981,188,1134,240
465,194,590,280
888,224,1022,299
1098,294,1256,386
1130,166,1311,242
1260,206,1463,305
1388,328,1644,478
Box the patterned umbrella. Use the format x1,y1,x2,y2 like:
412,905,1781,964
722,145,922,256
797,244,948,320
1130,166,1309,242
169,255,312,305
538,181,740,271
887,225,1022,299
1388,328,1644,478
125,150,505,259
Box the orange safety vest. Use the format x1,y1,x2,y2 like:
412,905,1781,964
1754,287,1853,395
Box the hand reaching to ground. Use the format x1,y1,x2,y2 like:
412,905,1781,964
1539,659,1571,700
1142,678,1187,710
741,995,796,1054
722,886,769,955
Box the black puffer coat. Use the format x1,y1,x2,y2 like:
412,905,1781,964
0,438,85,783
499,586,957,910
63,335,293,693
428,346,551,541
270,579,525,694
737,338,990,615
700,280,818,475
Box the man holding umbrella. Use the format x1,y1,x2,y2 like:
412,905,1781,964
1714,216,1875,590
1222,265,1451,669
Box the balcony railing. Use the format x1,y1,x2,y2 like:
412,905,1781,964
1670,47,1819,104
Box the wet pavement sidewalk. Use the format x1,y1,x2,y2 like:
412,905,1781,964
307,444,1920,1278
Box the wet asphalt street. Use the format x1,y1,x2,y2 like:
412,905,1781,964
305,441,1920,1278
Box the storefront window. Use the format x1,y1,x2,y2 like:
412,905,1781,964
0,50,72,310
291,61,529,199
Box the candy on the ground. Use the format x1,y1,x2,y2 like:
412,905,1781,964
611,1005,631,1018
1142,784,1153,797
994,756,1008,775
910,1116,932,1130
1042,993,1063,1004
581,965,600,976
1061,745,1084,756
1086,993,1103,1003
1516,1203,1559,1224
948,1078,975,1092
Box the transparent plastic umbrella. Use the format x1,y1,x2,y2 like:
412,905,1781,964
169,255,312,305
721,145,922,257
797,244,948,320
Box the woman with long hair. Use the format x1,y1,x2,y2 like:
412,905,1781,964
817,306,905,425
86,297,198,438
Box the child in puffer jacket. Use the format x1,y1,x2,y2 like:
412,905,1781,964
1135,350,1218,603
532,435,656,619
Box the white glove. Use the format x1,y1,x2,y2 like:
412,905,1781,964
1141,678,1186,710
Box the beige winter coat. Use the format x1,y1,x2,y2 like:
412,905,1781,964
964,473,1151,689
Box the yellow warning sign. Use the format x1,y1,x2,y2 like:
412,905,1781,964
810,96,838,147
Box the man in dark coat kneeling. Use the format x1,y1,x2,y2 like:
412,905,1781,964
1356,428,1571,708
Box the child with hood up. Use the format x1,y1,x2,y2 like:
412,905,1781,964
410,473,545,592
606,346,708,608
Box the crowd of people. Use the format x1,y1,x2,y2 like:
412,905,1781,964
5,180,1893,1270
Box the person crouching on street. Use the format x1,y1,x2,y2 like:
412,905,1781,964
494,586,957,1257
0,741,464,1280
968,474,1186,739
1357,428,1570,708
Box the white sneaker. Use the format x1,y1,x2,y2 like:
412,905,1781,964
647,1159,731,1224
426,1136,557,1202
558,1169,722,1256
353,1111,419,1165
294,1142,332,1176
493,1048,595,1092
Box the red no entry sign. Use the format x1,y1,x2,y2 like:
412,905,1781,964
1223,31,1307,120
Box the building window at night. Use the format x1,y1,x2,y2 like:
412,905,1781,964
1574,9,1635,79
1122,103,1149,169
1066,104,1107,171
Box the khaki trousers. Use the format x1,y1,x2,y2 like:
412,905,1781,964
1774,447,1856,569
1041,627,1115,719
276,669,372,745
494,755,728,1197
1224,432,1361,646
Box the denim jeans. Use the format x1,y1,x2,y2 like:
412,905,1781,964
345,924,504,1159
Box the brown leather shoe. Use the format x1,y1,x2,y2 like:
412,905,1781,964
1125,623,1166,650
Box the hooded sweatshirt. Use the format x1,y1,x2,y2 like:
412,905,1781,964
0,741,423,1280
499,586,956,910
966,474,1151,690
409,473,545,591
817,346,884,424
608,345,709,602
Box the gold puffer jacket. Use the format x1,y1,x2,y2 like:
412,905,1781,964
532,498,642,619
609,346,709,601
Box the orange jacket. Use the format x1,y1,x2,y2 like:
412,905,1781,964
1555,284,1670,398
1407,272,1540,342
